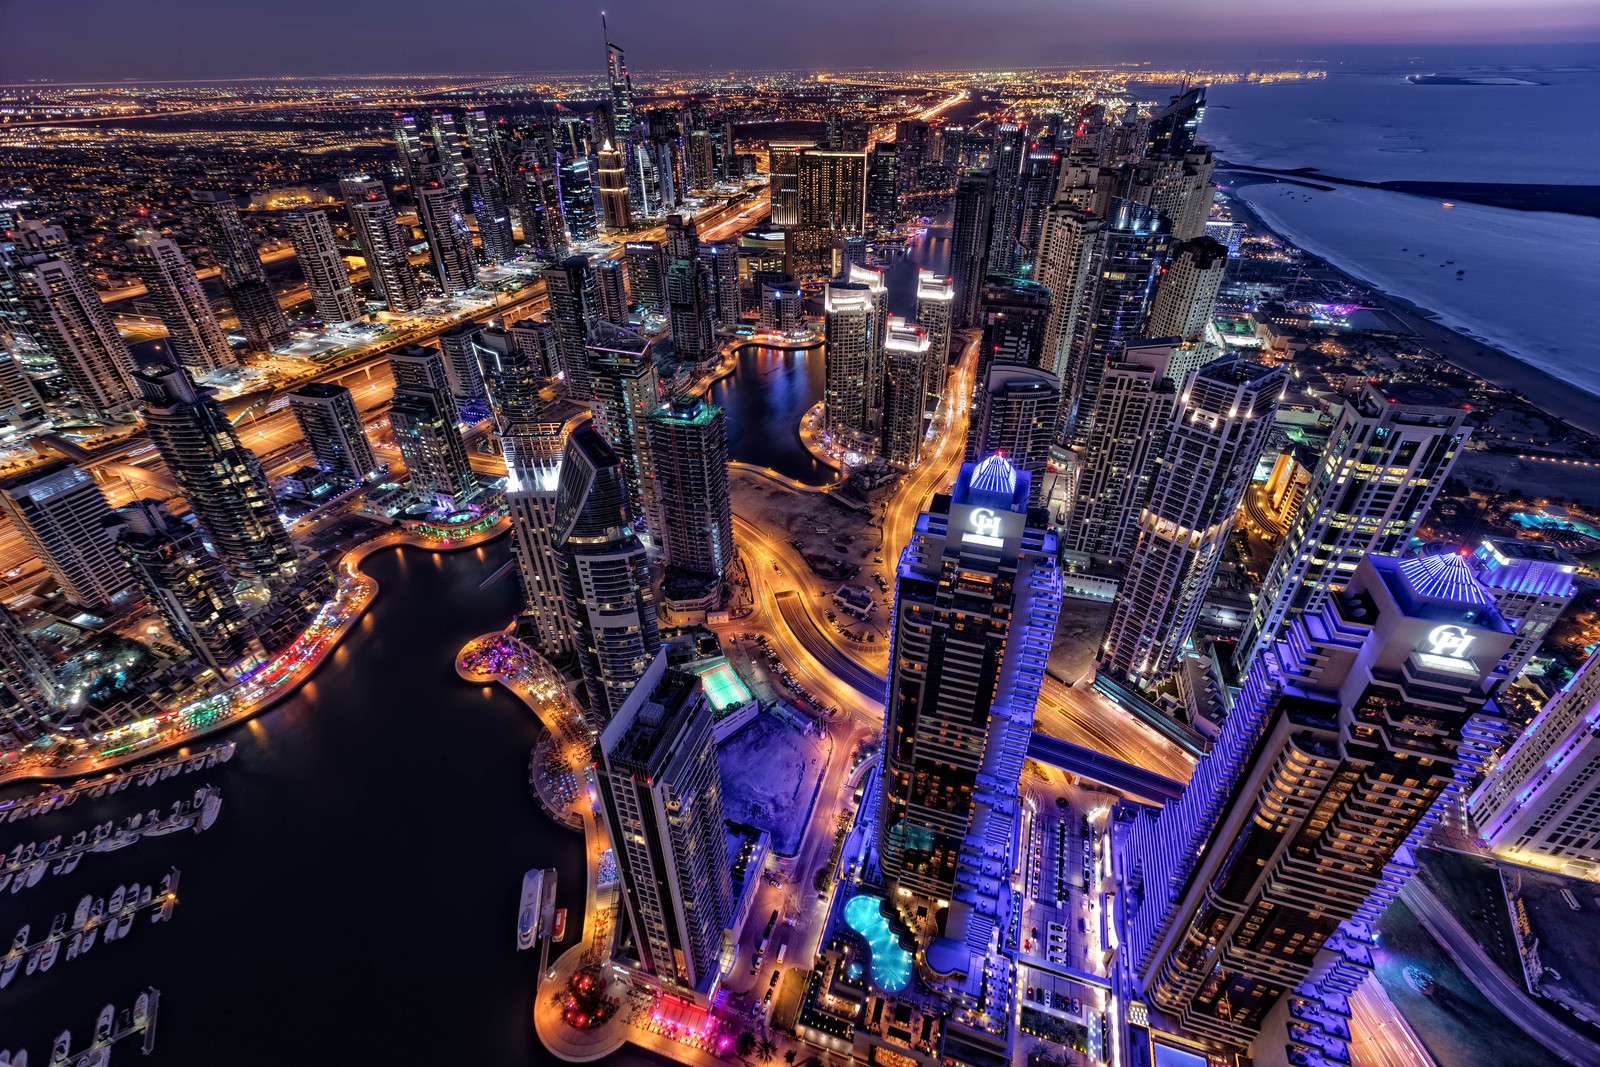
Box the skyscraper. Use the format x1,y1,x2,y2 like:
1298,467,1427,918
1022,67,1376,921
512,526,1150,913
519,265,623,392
518,153,568,260
1471,651,1600,873
881,318,932,471
593,257,629,324
393,112,430,200
602,14,635,139
584,321,660,524
386,345,477,510
339,175,422,313
463,110,517,265
792,148,866,272
284,210,360,324
977,275,1052,383
1063,341,1177,562
417,178,478,294
1127,552,1511,1050
645,394,733,580
553,421,660,725
1148,236,1227,343
189,190,292,352
596,141,633,232
913,270,955,410
437,321,490,413
1064,198,1170,438
0,220,138,417
558,158,599,243
767,141,814,228
288,382,377,483
950,170,998,332
108,498,259,678
822,279,882,456
666,257,716,365
1236,381,1471,674
503,399,589,660
624,241,667,315
702,238,742,331
1464,537,1578,680
985,122,1028,277
1032,202,1100,384
0,461,134,610
596,651,734,999
137,367,298,583
878,454,1061,975
0,603,56,745
543,255,600,398
1099,359,1284,690
965,363,1060,508
1144,85,1207,159
866,142,900,237
127,231,236,374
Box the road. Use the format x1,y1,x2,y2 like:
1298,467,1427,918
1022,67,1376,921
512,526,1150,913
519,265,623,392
1403,880,1600,1067
1348,975,1437,1067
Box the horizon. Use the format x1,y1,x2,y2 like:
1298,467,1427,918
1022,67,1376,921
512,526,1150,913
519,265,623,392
5,0,1599,82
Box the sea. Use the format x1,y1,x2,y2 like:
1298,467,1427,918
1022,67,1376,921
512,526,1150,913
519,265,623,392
1193,62,1600,401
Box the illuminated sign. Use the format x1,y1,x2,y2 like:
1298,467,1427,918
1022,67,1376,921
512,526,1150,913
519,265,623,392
970,508,1003,539
1424,625,1475,659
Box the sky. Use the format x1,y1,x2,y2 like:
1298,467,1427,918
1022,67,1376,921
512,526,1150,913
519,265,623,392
3,0,1599,82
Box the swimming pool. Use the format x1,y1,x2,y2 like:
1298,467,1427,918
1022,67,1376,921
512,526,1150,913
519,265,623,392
844,894,912,992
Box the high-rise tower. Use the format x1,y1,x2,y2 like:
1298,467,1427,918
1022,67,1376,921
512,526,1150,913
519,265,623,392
339,176,422,313
189,190,292,352
965,363,1060,508
949,169,996,328
0,461,134,610
285,210,361,324
645,394,733,580
127,231,236,374
288,382,377,483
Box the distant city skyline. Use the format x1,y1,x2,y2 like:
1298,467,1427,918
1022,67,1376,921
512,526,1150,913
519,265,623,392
4,1,1599,82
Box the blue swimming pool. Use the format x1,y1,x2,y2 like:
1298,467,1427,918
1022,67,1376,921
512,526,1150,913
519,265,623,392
844,894,912,992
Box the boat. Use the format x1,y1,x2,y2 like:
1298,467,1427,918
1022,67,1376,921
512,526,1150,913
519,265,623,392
79,926,97,953
517,869,546,951
220,740,236,762
94,1003,114,1043
552,908,568,943
1405,966,1435,996
24,861,46,888
0,950,19,988
48,914,65,939
0,872,11,893
50,1031,69,1064
52,852,81,876
198,788,223,831
108,885,126,914
89,897,105,924
66,932,82,961
133,990,151,1026
11,925,29,952
103,916,120,943
73,896,91,929
138,885,153,908
25,947,41,975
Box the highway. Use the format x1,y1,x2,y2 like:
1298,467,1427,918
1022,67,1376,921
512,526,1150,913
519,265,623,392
1348,976,1437,1067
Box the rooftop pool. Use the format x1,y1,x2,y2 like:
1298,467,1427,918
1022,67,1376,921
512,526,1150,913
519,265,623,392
844,893,912,992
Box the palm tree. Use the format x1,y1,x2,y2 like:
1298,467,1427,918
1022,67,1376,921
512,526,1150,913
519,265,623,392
757,1036,778,1062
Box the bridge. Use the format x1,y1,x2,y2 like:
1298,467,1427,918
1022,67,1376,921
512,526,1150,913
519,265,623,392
1025,733,1184,805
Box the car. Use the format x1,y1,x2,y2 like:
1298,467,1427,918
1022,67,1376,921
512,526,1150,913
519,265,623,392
770,971,781,989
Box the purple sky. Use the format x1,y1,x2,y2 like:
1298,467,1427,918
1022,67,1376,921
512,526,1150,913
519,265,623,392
4,0,1598,82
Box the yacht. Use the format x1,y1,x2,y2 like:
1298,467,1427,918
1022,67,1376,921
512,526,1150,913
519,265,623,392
24,861,46,888
73,896,91,929
0,949,20,988
65,932,82,961
198,788,223,831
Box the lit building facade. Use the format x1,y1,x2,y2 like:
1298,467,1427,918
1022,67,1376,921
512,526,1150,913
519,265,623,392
128,231,236,374
288,382,377,484
645,394,733,580
339,176,423,313
190,190,292,351
0,460,134,610
285,209,360,324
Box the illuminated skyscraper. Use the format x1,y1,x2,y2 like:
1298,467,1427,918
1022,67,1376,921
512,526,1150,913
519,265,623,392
597,141,633,232
593,258,629,324
463,110,517,265
393,112,429,199
1236,381,1470,675
1464,537,1578,679
1148,236,1227,343
0,460,134,610
1063,341,1176,562
792,148,866,272
517,153,568,259
914,270,954,404
438,321,490,413
645,394,733,580
288,382,377,484
417,178,478,293
1144,85,1207,159
986,122,1028,276
0,603,57,745
284,210,360,324
339,176,422,313
596,652,734,999
767,140,814,228
965,363,1060,507
189,190,292,352
823,278,883,456
585,322,660,523
625,241,667,314
977,276,1052,383
108,498,259,678
1471,650,1600,873
1099,359,1284,690
666,257,716,365
881,317,932,470
137,367,298,583
878,453,1061,1005
554,421,660,724
558,158,599,243
1015,141,1062,270
386,345,477,509
602,14,635,139
866,142,900,237
1064,198,1170,438
949,169,995,328
543,255,600,398
1126,552,1511,1050
504,398,588,659
1033,202,1099,384
0,220,138,417
127,231,236,374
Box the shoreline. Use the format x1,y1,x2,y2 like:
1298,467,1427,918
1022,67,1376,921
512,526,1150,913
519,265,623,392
1221,180,1600,438
1218,163,1600,219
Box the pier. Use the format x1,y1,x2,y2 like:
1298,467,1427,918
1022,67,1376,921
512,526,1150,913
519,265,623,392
0,987,163,1063
2,870,179,990
0,741,236,825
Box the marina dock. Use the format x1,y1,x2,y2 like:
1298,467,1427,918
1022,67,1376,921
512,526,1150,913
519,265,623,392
1,788,219,896
0,740,235,825
1,869,181,990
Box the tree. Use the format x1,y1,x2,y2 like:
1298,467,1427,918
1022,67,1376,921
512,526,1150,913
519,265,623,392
757,1036,778,1062
737,1031,757,1059
785,1051,797,1065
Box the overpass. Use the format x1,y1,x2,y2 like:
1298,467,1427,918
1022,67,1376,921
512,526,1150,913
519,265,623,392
1025,734,1183,806
773,588,885,703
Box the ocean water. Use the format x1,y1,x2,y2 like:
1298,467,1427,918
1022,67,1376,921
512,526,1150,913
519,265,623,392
1234,183,1600,395
1199,68,1600,399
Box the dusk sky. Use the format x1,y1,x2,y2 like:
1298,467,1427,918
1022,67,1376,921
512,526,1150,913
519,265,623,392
5,0,1599,82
